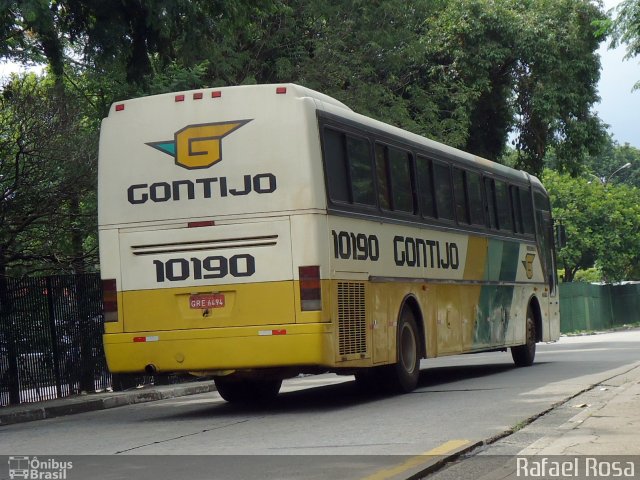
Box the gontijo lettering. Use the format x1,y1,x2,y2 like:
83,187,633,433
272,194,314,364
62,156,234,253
127,173,276,204
394,235,460,269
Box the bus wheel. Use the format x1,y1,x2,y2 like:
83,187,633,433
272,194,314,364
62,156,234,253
214,377,282,403
511,308,536,367
388,307,421,393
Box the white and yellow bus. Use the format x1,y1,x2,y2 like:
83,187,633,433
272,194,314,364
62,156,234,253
99,84,560,402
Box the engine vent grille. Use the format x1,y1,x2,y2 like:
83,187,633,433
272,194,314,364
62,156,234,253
337,282,366,356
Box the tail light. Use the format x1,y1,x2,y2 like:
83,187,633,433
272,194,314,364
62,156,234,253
299,266,321,311
102,279,118,323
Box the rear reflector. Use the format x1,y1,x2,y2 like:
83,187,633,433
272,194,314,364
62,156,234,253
133,336,159,343
276,87,287,94
299,266,321,311
258,330,287,336
102,279,118,323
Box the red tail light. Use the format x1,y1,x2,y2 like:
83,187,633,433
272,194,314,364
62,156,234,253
102,279,118,323
299,266,321,311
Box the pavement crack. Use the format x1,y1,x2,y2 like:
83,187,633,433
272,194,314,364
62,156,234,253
113,419,252,454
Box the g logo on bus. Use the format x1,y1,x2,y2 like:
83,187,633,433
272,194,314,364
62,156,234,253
146,120,252,170
522,253,536,279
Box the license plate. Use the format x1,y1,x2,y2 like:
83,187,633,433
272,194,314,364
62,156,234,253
189,294,225,309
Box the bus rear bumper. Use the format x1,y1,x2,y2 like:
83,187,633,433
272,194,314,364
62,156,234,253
103,323,334,374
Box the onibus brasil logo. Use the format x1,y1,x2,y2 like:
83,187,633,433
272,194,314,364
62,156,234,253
146,120,252,170
8,456,73,479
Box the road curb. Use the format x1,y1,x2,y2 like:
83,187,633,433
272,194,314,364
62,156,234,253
403,440,485,480
0,381,217,427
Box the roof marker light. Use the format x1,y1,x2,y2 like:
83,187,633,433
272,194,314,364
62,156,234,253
212,91,222,98
188,221,215,228
193,92,203,100
115,104,125,111
175,94,185,102
276,87,287,94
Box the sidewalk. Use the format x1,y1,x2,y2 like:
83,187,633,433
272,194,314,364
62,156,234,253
518,361,640,456
0,380,217,426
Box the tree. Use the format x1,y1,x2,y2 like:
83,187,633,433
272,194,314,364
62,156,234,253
585,140,640,188
425,0,607,175
0,74,98,277
605,0,640,89
544,169,640,282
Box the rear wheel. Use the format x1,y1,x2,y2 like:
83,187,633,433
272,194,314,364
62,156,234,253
214,377,282,403
511,307,536,367
387,307,421,393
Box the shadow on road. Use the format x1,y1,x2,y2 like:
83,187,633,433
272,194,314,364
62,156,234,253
153,360,537,421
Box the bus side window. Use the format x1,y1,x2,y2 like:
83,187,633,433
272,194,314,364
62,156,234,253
495,180,513,232
375,144,391,210
520,187,535,235
467,171,485,226
433,162,454,221
376,144,415,214
510,186,524,234
388,147,415,213
416,155,436,218
453,167,469,225
484,177,498,230
345,135,376,206
323,128,350,203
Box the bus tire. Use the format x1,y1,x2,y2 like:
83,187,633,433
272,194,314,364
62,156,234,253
388,307,421,393
511,308,536,367
214,377,282,403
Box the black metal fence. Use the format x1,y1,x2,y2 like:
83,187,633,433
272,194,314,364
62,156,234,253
0,274,110,406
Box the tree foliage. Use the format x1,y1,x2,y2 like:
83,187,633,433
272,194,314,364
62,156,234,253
605,0,640,89
545,169,640,283
0,74,98,277
585,140,640,188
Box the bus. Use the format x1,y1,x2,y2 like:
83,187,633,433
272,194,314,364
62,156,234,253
98,84,560,402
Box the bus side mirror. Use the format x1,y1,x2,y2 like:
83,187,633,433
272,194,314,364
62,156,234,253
555,223,567,248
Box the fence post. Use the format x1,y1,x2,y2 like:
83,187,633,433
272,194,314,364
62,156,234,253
77,275,96,392
1,278,21,405
45,277,63,399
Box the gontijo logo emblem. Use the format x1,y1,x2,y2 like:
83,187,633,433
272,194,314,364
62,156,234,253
146,120,251,170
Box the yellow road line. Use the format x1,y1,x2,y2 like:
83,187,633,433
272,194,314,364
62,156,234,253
361,439,472,480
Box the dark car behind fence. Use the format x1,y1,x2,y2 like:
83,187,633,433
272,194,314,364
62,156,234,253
0,274,110,406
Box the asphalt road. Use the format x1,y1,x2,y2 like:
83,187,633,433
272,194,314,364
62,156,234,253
1,330,639,480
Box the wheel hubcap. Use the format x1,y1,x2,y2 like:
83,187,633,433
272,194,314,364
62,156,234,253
400,324,417,373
